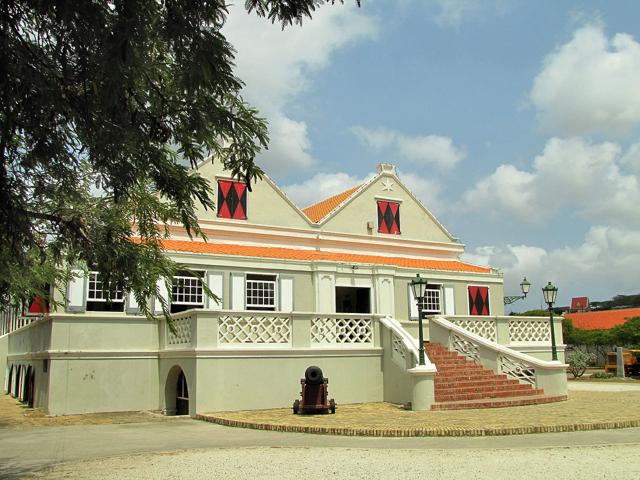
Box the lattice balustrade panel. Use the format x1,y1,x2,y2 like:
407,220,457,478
498,355,535,384
218,315,291,344
310,317,373,345
167,316,192,346
450,318,497,341
450,333,481,364
391,334,407,360
508,319,550,343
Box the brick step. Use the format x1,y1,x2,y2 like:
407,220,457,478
434,364,488,372
431,394,567,411
431,359,483,368
435,377,520,389
435,383,536,396
435,387,542,402
435,371,500,380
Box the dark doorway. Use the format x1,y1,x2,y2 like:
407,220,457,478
7,365,13,395
176,370,189,415
25,366,34,408
335,287,371,313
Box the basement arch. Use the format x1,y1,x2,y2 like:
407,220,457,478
165,365,190,416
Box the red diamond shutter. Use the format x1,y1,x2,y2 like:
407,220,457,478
468,286,490,316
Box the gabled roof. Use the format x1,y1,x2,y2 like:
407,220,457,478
156,238,491,273
564,308,640,331
570,297,589,310
302,185,362,223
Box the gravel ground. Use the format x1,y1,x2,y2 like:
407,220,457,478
28,445,640,479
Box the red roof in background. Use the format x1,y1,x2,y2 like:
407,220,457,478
564,308,640,331
570,296,589,310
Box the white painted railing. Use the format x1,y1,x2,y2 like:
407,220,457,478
380,316,419,366
1,309,42,336
430,316,567,395
442,315,562,347
160,310,382,350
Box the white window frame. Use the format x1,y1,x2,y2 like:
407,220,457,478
419,283,442,314
245,273,278,311
171,272,204,307
86,271,124,303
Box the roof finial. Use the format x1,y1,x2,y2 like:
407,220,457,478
376,163,396,175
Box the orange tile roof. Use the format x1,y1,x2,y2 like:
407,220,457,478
302,185,362,223
564,308,640,331
156,238,491,273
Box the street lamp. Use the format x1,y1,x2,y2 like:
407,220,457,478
503,277,532,305
410,273,428,366
542,281,559,361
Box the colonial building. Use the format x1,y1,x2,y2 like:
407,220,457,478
1,162,567,415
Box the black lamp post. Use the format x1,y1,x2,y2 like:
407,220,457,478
542,281,559,361
503,277,532,305
410,274,428,366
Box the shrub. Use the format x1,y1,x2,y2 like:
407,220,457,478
566,351,596,378
591,372,615,379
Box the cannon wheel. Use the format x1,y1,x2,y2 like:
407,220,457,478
329,398,336,414
293,399,300,415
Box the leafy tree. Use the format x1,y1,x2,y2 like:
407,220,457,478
611,317,640,347
591,293,640,310
0,0,356,317
566,350,596,378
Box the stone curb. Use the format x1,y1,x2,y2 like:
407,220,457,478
195,414,640,437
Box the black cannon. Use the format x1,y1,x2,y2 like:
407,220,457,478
292,366,336,415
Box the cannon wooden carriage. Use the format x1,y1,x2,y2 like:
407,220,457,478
292,366,336,415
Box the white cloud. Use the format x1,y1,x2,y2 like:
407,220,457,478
530,24,640,135
460,137,640,227
282,172,373,208
621,142,640,176
463,226,640,309
397,170,445,216
352,126,465,170
433,0,476,27
223,4,378,176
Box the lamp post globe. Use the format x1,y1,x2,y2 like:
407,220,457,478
520,277,531,297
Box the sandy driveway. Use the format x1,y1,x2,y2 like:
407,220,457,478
27,444,640,479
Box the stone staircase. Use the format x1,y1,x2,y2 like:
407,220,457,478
426,342,567,410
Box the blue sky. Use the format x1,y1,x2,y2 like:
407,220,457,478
223,1,640,311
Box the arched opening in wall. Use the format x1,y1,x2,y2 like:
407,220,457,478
6,365,13,395
164,365,189,416
19,365,26,402
25,366,35,408
13,365,21,397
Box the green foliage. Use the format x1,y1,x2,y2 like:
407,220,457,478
566,350,596,378
509,309,552,317
590,372,615,379
0,1,352,318
591,293,640,310
611,317,640,347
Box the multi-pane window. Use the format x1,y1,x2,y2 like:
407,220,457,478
419,285,442,314
171,271,204,313
217,179,247,219
246,274,277,311
377,200,400,234
86,272,124,312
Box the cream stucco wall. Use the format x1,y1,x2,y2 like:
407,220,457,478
192,158,311,229
320,173,453,243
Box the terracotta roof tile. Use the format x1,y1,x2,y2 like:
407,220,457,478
155,238,491,273
302,185,362,223
564,308,640,331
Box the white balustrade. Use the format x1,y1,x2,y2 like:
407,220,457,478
430,316,567,394
508,318,550,343
310,316,373,345
166,314,194,347
218,314,291,344
448,317,497,341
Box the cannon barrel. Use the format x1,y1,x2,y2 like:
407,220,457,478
304,365,324,385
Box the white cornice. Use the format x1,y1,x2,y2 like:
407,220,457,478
167,219,465,261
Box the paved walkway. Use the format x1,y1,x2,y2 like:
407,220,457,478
568,380,640,392
201,390,640,436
